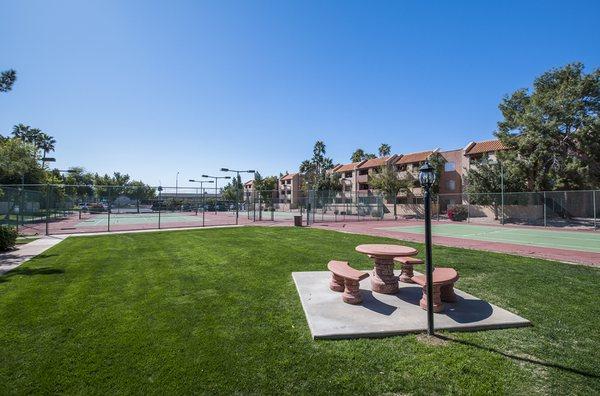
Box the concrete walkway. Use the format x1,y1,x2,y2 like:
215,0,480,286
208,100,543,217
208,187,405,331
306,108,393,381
0,236,68,275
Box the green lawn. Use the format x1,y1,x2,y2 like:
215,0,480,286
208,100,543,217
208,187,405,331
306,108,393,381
0,227,598,394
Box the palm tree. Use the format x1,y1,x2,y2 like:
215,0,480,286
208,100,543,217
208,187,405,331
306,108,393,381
378,143,391,157
351,148,365,162
11,124,30,140
0,69,17,93
38,133,56,163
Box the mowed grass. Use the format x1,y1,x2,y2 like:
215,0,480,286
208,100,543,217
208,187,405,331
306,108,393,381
0,227,598,395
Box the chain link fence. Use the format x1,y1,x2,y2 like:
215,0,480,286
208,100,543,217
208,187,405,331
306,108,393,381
437,190,599,229
1,184,598,235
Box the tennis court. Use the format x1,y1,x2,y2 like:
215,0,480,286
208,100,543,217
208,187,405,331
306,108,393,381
378,223,600,253
77,212,234,227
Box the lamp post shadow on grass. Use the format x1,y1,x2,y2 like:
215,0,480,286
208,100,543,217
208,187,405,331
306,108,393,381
435,334,600,380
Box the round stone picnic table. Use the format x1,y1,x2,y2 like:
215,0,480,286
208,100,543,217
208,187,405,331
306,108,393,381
355,244,418,294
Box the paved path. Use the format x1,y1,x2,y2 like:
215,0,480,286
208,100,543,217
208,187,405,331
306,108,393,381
0,236,68,275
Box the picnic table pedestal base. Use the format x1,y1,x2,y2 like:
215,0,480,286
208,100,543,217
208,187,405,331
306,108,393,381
419,284,444,312
399,263,415,284
371,257,399,294
342,279,363,304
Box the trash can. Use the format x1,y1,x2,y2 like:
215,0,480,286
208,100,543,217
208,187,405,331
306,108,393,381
294,215,302,227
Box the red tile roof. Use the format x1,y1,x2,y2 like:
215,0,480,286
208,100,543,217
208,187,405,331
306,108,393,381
395,151,433,164
280,173,297,181
357,156,391,169
334,162,360,173
465,139,507,155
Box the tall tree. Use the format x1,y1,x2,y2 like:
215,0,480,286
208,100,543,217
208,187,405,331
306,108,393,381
126,181,156,213
0,69,16,92
427,153,446,195
253,172,278,205
464,158,524,200
0,138,45,185
368,164,411,220
496,62,600,190
350,148,365,162
350,148,377,162
37,133,56,163
378,143,391,156
300,140,334,190
11,124,32,142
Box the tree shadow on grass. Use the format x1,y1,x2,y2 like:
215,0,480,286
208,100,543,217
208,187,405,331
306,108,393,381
0,267,64,283
436,334,600,379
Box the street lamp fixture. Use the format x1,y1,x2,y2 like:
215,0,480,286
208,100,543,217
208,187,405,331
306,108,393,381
188,179,214,192
418,160,437,336
219,168,256,224
189,179,214,216
201,174,231,214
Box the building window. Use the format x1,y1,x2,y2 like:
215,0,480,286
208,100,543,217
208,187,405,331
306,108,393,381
358,169,368,176
344,171,352,178
359,183,369,190
446,180,456,191
396,165,406,172
444,162,456,172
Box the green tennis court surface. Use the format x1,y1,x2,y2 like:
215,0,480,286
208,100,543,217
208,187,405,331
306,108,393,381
77,213,231,226
378,223,600,253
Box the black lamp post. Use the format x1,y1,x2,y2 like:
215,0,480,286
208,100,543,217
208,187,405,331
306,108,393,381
418,161,437,336
220,168,255,225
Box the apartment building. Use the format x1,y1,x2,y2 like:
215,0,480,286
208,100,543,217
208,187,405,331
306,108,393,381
463,139,508,171
243,180,255,202
278,172,304,208
321,138,508,206
438,148,464,196
394,150,438,202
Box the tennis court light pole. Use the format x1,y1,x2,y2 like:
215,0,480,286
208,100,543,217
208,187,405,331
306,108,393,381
419,161,437,336
201,174,231,214
189,180,214,215
220,168,255,225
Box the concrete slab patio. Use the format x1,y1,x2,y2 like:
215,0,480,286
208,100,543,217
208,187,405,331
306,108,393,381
293,270,530,339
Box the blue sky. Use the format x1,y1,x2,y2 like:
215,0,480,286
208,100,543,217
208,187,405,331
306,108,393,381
1,0,599,186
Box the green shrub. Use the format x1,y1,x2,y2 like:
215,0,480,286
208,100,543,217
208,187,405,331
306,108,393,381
447,204,468,221
0,225,18,251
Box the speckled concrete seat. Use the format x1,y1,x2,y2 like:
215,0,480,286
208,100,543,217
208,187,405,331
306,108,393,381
412,267,459,312
327,260,369,305
393,256,424,283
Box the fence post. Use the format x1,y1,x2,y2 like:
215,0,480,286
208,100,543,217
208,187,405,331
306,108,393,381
436,195,440,221
501,190,505,225
202,191,206,227
543,191,547,227
19,186,25,234
107,188,111,232
158,188,162,229
593,190,597,229
45,185,50,236
467,193,470,223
